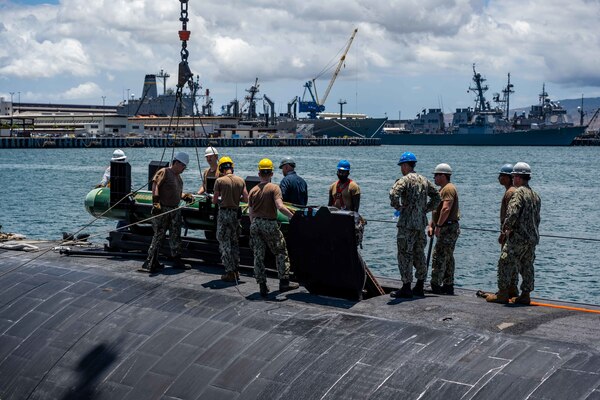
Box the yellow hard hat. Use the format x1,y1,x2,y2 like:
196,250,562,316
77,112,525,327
218,156,234,170
258,158,274,171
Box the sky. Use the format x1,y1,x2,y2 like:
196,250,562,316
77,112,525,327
1,0,600,119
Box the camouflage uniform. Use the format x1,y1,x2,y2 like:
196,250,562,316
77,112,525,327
390,173,440,284
500,186,519,289
497,185,541,292
430,224,460,286
250,218,291,284
146,207,182,267
216,208,241,273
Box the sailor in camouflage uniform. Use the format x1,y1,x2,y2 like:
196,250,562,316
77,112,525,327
142,152,195,273
248,158,298,298
428,163,460,295
389,152,440,298
487,162,541,305
497,163,519,298
212,156,248,282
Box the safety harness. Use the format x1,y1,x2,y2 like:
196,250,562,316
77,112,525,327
333,179,353,210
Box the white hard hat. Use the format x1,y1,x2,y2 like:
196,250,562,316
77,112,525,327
433,163,452,175
111,149,126,161
174,152,190,166
512,162,531,175
204,146,218,157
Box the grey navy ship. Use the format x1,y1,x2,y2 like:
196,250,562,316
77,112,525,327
376,65,585,146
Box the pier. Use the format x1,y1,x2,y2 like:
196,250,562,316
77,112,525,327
572,135,600,146
0,136,380,149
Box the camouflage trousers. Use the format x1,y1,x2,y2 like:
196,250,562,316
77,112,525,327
499,239,519,289
250,218,291,284
355,214,367,249
146,207,182,265
497,239,536,292
397,228,427,284
217,208,241,273
430,224,460,286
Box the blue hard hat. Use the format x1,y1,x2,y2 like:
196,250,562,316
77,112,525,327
337,159,351,171
499,163,513,175
398,151,417,165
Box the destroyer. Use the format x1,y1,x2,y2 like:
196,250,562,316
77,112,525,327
377,65,585,146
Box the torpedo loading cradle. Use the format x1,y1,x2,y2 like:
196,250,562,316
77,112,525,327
84,161,384,300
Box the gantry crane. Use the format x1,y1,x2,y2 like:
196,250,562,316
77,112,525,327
299,28,358,119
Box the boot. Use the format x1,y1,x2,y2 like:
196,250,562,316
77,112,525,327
279,279,299,293
412,280,425,297
430,283,444,294
172,256,191,270
442,284,454,295
390,282,413,298
485,289,510,304
512,291,531,305
221,271,238,282
140,260,152,272
259,282,269,298
140,259,163,273
508,285,519,298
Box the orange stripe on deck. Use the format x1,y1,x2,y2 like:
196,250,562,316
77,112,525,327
531,301,600,314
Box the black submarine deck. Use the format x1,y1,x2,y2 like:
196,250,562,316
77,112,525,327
1,243,599,400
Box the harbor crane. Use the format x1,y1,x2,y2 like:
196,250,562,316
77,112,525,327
299,28,358,119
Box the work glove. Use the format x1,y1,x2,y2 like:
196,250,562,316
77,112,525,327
151,196,162,215
151,202,162,216
498,232,506,245
182,193,194,204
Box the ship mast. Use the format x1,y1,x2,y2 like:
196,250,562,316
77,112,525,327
539,83,548,105
502,73,514,120
469,64,490,112
157,69,170,95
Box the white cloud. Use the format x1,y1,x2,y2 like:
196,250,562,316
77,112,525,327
62,82,101,100
0,0,599,115
0,38,92,78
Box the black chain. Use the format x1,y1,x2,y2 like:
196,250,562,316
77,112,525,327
176,0,193,116
179,0,189,64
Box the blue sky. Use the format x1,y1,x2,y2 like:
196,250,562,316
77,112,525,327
1,0,599,118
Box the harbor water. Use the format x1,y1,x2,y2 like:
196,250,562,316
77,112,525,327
1,146,599,304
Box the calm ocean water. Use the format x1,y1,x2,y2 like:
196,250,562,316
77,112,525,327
1,146,599,304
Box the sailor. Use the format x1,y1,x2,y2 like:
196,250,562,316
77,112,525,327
141,152,195,273
279,157,308,206
498,163,519,298
197,146,220,195
248,158,298,298
212,156,248,282
328,160,360,212
328,159,367,247
389,152,440,298
428,163,460,295
486,162,541,305
98,149,127,188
